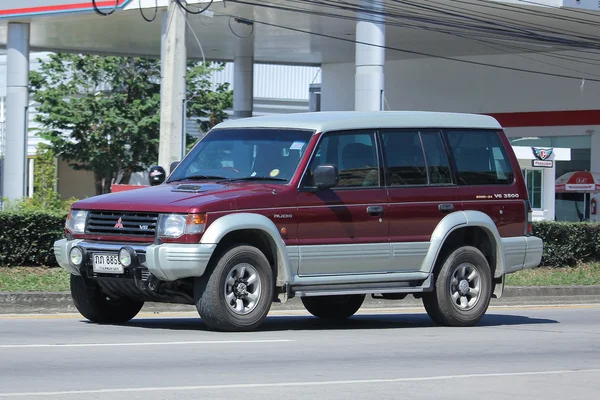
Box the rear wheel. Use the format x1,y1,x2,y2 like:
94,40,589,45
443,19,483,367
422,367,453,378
195,245,274,332
423,246,492,327
301,294,365,319
70,275,144,323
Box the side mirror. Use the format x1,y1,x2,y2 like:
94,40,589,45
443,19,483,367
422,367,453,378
314,164,339,190
148,165,166,186
170,161,180,174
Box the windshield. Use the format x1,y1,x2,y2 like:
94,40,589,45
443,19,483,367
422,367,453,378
167,128,314,184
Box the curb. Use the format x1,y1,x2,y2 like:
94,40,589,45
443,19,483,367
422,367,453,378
2,286,600,314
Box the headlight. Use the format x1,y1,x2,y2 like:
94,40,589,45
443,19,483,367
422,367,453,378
157,213,206,238
66,210,88,234
69,246,83,266
119,247,134,267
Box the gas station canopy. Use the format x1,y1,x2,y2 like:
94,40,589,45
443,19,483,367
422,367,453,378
1,0,600,65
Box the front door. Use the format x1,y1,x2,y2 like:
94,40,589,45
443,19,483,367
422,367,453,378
296,130,390,276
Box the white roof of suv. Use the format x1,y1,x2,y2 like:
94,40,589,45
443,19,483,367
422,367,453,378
213,111,502,132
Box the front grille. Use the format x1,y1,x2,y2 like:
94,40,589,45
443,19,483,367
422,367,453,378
86,211,158,238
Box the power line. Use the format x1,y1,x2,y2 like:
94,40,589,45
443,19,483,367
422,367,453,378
92,0,119,16
227,0,600,67
230,0,600,52
174,0,214,15
139,0,158,22
220,13,600,83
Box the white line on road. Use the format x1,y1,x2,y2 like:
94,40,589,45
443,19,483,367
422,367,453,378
1,368,599,397
0,339,293,349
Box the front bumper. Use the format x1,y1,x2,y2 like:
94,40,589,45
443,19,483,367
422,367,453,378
53,239,216,281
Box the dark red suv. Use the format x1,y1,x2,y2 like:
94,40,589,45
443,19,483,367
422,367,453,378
54,111,543,331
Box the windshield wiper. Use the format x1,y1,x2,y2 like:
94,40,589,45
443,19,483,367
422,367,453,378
223,176,288,182
168,175,227,183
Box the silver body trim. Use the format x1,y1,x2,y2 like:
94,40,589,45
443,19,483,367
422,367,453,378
298,243,391,276
54,209,543,296
391,242,429,272
501,237,528,274
419,210,506,278
54,239,83,276
146,243,216,281
523,236,544,270
53,238,216,282
200,212,294,287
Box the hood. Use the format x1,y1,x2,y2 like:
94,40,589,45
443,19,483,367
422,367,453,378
72,182,276,213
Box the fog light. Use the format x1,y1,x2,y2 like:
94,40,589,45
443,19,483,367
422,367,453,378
119,247,134,267
69,247,83,266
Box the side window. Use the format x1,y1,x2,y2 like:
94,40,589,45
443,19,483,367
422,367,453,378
446,130,514,185
306,131,380,188
381,130,427,185
420,131,453,184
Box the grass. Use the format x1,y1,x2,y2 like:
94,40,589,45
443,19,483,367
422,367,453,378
0,267,70,292
1,264,600,292
505,263,600,286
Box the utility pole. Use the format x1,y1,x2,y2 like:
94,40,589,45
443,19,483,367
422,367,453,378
158,1,187,172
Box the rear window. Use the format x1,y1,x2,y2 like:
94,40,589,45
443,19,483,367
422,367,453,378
446,130,514,185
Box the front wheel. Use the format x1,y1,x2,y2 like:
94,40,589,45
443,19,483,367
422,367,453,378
196,245,274,332
70,275,144,323
301,294,365,319
422,246,492,327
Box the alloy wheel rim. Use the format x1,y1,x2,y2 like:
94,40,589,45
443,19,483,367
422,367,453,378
449,262,482,311
224,263,261,315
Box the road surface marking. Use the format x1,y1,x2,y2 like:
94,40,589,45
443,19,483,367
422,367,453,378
0,339,293,349
1,368,599,397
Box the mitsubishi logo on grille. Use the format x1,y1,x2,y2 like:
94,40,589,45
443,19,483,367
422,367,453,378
114,217,124,229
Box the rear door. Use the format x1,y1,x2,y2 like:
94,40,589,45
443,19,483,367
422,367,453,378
382,129,461,272
444,129,525,237
296,129,391,276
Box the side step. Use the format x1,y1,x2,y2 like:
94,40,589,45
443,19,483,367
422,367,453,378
293,275,433,297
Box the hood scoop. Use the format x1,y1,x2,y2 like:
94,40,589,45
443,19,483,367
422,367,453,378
172,183,224,193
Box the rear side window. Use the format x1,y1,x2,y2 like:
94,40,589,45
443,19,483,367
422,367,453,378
381,130,452,186
446,130,514,185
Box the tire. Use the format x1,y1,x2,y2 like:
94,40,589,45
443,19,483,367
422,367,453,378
70,274,144,324
422,246,492,327
301,294,365,319
196,245,274,332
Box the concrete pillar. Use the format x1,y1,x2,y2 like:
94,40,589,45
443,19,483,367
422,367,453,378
233,31,254,119
355,0,385,112
590,132,600,222
2,23,30,202
158,2,187,171
543,163,556,221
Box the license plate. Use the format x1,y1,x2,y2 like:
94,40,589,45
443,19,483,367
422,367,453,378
92,253,124,274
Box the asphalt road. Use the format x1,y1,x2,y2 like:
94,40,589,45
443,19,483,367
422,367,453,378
1,305,600,399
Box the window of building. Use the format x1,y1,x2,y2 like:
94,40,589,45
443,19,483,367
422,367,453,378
446,130,514,185
522,169,543,209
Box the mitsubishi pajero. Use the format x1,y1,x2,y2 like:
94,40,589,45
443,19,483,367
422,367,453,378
54,111,543,331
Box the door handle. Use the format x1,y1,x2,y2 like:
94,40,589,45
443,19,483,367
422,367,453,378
438,203,454,214
367,205,384,216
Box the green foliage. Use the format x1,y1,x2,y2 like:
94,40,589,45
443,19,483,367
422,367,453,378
0,210,67,267
186,62,233,133
533,221,600,267
28,143,76,212
30,54,232,195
